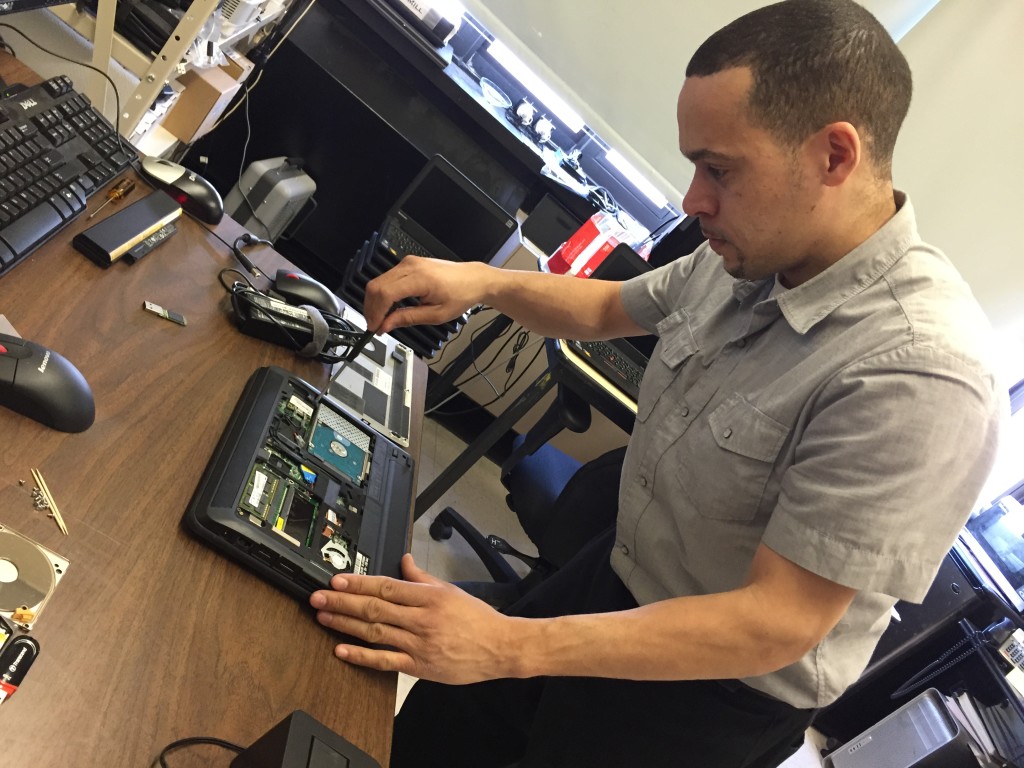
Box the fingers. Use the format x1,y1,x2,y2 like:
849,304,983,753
377,304,450,334
315,606,419,650
364,256,477,333
363,256,429,330
308,571,439,646
331,643,416,674
318,572,431,606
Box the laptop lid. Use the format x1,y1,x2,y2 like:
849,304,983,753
382,155,517,264
326,329,414,447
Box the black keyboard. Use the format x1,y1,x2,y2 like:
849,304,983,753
379,220,437,260
0,75,134,275
571,338,647,401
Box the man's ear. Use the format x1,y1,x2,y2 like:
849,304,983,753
813,122,862,186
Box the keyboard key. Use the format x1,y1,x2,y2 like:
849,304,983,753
78,148,101,167
48,193,73,220
49,159,86,186
0,202,63,257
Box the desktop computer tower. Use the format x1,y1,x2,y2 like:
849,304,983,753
823,688,979,768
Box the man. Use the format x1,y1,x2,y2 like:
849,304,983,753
310,1,1002,765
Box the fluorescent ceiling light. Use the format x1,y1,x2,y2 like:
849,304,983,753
604,149,668,209
432,0,466,18
487,40,585,133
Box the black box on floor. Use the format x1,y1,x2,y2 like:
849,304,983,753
232,710,381,768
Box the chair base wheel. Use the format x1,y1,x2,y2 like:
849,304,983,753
429,517,453,541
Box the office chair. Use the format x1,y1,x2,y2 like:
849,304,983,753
429,387,626,607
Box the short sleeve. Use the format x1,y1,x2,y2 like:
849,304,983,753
619,247,704,333
762,343,1002,602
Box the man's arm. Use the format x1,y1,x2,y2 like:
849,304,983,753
363,255,646,341
309,543,857,685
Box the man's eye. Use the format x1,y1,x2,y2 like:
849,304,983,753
707,166,727,181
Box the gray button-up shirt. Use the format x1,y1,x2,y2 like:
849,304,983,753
615,193,1001,708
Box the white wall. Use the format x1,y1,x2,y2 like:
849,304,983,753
465,0,1023,339
895,0,1024,337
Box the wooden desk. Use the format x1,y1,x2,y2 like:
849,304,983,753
0,54,423,768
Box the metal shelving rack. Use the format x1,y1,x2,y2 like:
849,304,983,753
49,0,284,138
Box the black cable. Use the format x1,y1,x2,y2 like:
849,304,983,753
427,320,468,368
0,23,131,161
431,341,544,418
232,81,274,240
431,308,501,373
154,736,244,767
232,232,272,279
504,329,531,389
587,185,619,216
451,321,520,391
176,0,321,165
441,314,510,399
219,269,365,363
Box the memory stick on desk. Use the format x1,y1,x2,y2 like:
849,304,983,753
0,635,39,703
143,301,187,326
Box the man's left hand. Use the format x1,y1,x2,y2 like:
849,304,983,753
310,554,524,684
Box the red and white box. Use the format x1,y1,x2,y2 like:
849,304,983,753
546,212,629,277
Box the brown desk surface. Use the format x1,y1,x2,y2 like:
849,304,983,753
0,53,423,768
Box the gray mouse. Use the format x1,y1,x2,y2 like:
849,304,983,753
139,157,224,225
272,269,344,315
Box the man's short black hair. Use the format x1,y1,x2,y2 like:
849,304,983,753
687,0,912,174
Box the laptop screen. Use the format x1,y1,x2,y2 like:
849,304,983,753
394,156,517,264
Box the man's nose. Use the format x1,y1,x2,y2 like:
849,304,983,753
682,176,716,218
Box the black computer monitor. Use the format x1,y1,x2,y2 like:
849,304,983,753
647,214,705,270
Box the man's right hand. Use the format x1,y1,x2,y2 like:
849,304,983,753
364,252,643,342
364,255,488,334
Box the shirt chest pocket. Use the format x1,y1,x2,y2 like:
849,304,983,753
636,310,697,423
673,393,790,522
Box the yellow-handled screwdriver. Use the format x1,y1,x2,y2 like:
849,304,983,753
88,177,136,219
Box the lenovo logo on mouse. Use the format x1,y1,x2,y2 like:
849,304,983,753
37,350,50,374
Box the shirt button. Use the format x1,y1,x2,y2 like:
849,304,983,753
639,476,648,487
723,427,733,439
620,543,630,556
681,406,689,417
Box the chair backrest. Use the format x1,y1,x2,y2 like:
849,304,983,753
535,446,627,568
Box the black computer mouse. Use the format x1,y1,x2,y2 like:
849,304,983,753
0,333,95,432
273,269,343,315
139,157,224,225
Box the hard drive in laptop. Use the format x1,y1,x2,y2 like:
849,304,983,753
183,366,414,600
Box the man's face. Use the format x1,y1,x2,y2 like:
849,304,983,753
677,67,824,286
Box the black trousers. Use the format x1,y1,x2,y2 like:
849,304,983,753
391,527,815,768
391,528,815,768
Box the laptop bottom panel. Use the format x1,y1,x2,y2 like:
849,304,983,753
183,366,414,601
